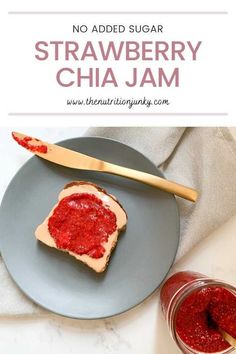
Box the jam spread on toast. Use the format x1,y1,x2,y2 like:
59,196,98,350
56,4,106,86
48,193,117,258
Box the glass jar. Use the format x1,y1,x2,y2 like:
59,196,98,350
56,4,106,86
160,271,236,354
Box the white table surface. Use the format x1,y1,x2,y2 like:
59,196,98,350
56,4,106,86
0,127,236,354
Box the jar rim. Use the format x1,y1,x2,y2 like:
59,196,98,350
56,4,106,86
167,278,236,354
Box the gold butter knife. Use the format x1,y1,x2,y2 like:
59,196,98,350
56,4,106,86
12,132,198,202
220,329,236,348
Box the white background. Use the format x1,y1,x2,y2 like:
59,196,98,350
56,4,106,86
0,0,235,126
6,14,229,113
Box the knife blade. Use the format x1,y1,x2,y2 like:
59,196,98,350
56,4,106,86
12,132,198,202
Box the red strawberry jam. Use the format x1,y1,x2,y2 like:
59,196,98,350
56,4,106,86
48,193,117,258
12,132,48,153
161,272,236,353
176,287,236,352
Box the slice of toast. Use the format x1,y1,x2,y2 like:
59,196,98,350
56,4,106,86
35,181,127,272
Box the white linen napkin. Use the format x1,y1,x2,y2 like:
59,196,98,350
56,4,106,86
0,127,236,315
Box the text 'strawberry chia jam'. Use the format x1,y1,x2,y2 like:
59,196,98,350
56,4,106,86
12,132,48,153
48,193,117,259
160,271,236,353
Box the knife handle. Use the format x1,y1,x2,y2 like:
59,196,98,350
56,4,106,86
103,163,198,202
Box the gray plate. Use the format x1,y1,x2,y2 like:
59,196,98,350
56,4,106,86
0,137,179,319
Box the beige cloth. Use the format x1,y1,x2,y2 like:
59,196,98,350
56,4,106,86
0,127,236,315
85,127,236,259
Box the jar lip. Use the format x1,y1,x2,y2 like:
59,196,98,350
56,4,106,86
167,278,236,354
